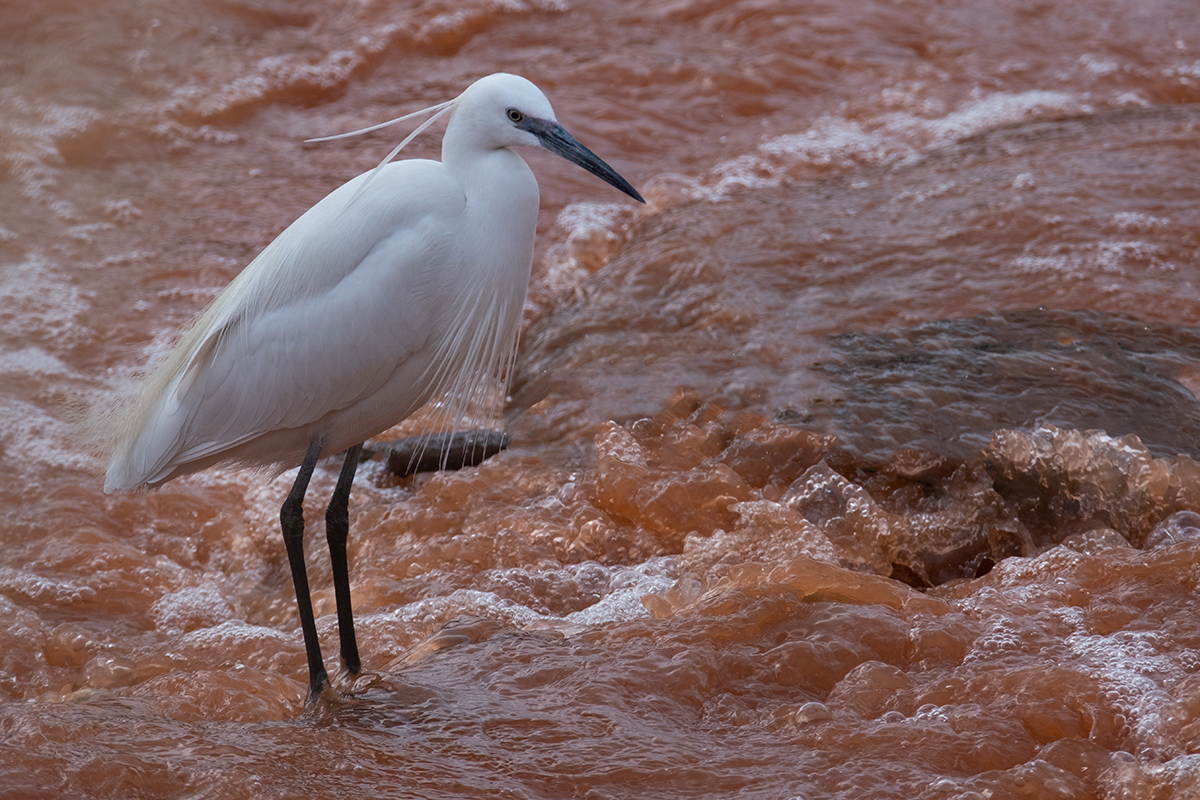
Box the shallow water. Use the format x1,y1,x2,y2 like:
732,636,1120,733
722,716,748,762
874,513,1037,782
4,0,1200,797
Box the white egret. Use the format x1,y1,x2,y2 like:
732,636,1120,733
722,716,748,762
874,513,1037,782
100,73,644,701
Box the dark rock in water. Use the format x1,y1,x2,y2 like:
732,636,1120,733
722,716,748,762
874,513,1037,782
512,105,1200,475
818,308,1200,462
367,429,511,477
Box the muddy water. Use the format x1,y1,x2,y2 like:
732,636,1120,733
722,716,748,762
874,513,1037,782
4,0,1200,797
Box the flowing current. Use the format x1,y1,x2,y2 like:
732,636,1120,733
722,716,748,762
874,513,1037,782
4,1,1200,797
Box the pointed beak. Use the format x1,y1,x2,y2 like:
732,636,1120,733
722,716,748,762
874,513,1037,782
523,118,645,204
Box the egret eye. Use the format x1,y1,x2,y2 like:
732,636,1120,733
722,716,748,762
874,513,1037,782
506,108,524,123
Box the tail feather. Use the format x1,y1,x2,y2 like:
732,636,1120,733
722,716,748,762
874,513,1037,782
103,388,187,492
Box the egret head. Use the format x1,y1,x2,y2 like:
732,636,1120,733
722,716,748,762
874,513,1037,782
308,73,644,204
452,73,556,149
454,73,645,203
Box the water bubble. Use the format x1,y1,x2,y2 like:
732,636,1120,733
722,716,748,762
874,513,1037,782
1144,511,1200,549
83,653,137,689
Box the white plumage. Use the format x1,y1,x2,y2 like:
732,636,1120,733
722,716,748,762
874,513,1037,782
99,72,643,701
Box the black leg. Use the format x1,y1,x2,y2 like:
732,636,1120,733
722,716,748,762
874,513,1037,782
325,443,363,676
281,440,328,701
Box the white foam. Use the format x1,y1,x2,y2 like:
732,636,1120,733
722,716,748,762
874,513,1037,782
161,2,568,125
178,618,292,650
150,583,236,634
1079,54,1122,76
1064,626,1185,758
0,347,76,381
0,398,95,476
738,90,1089,194
958,546,1190,760
371,557,680,635
537,202,639,300
534,88,1097,298
382,589,546,630
1105,753,1200,797
0,98,101,204
103,199,143,224
0,253,108,477
1111,211,1173,234
0,565,98,605
1012,172,1037,190
1164,59,1200,81
0,253,90,349
563,558,679,625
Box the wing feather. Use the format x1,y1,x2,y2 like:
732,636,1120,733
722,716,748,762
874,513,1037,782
105,159,466,490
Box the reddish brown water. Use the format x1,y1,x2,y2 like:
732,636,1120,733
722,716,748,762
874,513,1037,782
5,0,1200,797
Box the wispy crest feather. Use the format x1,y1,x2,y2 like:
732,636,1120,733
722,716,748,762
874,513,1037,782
307,98,456,203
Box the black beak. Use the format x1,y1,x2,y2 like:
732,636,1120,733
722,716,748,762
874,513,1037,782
523,118,645,204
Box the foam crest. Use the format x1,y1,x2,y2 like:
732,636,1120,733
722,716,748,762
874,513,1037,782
718,90,1090,198
381,588,547,631
562,559,678,625
0,97,102,205
537,202,639,300
534,89,1098,300
368,559,679,639
164,2,568,125
150,584,236,635
0,399,96,479
0,566,97,605
178,619,292,651
0,254,90,350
